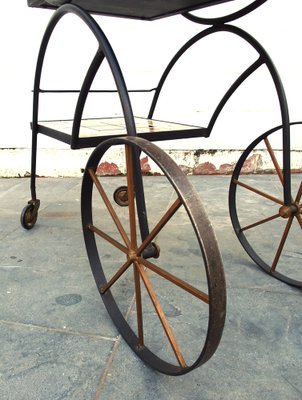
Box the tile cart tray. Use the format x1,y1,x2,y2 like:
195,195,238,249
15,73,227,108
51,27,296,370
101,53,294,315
38,116,208,148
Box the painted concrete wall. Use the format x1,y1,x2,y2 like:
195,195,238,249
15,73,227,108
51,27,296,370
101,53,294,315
1,0,302,176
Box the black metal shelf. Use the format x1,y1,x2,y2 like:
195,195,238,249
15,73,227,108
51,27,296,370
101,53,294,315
36,116,208,149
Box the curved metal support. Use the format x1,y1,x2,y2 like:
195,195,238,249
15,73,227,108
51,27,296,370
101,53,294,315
221,24,291,205
207,57,263,132
71,49,105,149
148,25,214,120
33,4,152,243
148,23,291,205
30,3,136,198
183,0,267,25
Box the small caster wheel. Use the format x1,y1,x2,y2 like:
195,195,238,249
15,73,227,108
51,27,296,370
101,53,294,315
21,200,40,230
113,186,128,206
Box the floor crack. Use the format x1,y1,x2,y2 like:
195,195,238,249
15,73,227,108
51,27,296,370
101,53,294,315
94,293,137,399
0,319,117,342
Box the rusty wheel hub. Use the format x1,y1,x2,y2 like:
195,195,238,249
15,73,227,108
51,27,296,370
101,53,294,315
278,203,300,219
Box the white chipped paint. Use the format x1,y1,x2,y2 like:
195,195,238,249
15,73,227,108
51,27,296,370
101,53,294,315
1,148,301,177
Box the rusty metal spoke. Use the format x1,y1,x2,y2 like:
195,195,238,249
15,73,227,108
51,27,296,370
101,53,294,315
140,258,209,304
233,178,284,205
88,224,128,254
264,137,284,184
240,213,280,232
125,145,137,248
133,264,144,346
88,168,131,248
137,197,182,256
271,217,294,273
293,182,302,228
135,261,187,368
294,181,302,203
295,213,302,229
100,258,133,294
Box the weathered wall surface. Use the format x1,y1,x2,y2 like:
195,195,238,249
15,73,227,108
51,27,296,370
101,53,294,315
2,147,301,177
1,0,302,176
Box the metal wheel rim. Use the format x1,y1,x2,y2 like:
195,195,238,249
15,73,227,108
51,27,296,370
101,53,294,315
82,136,226,375
229,124,302,288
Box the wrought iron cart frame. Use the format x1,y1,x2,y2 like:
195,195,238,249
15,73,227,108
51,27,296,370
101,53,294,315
23,0,302,375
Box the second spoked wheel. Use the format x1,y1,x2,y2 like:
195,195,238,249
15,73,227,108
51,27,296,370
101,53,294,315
229,123,302,288
81,136,226,375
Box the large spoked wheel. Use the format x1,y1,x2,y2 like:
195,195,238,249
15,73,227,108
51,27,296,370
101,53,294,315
229,123,302,288
81,136,226,375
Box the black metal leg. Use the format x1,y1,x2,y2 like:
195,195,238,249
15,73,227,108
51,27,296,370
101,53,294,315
30,126,38,202
132,147,159,259
20,126,40,230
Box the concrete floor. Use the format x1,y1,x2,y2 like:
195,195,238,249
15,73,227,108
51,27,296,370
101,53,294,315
0,176,301,400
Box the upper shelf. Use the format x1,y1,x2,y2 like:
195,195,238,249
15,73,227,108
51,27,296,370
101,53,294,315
27,0,234,20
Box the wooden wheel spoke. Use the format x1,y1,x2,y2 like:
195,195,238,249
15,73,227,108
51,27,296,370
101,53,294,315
88,168,131,248
88,224,128,254
271,217,294,273
135,261,187,368
233,178,284,205
264,137,284,184
100,258,133,294
137,197,182,256
240,213,280,232
140,258,209,304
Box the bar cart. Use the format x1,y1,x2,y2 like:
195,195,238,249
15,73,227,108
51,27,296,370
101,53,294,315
22,0,302,375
